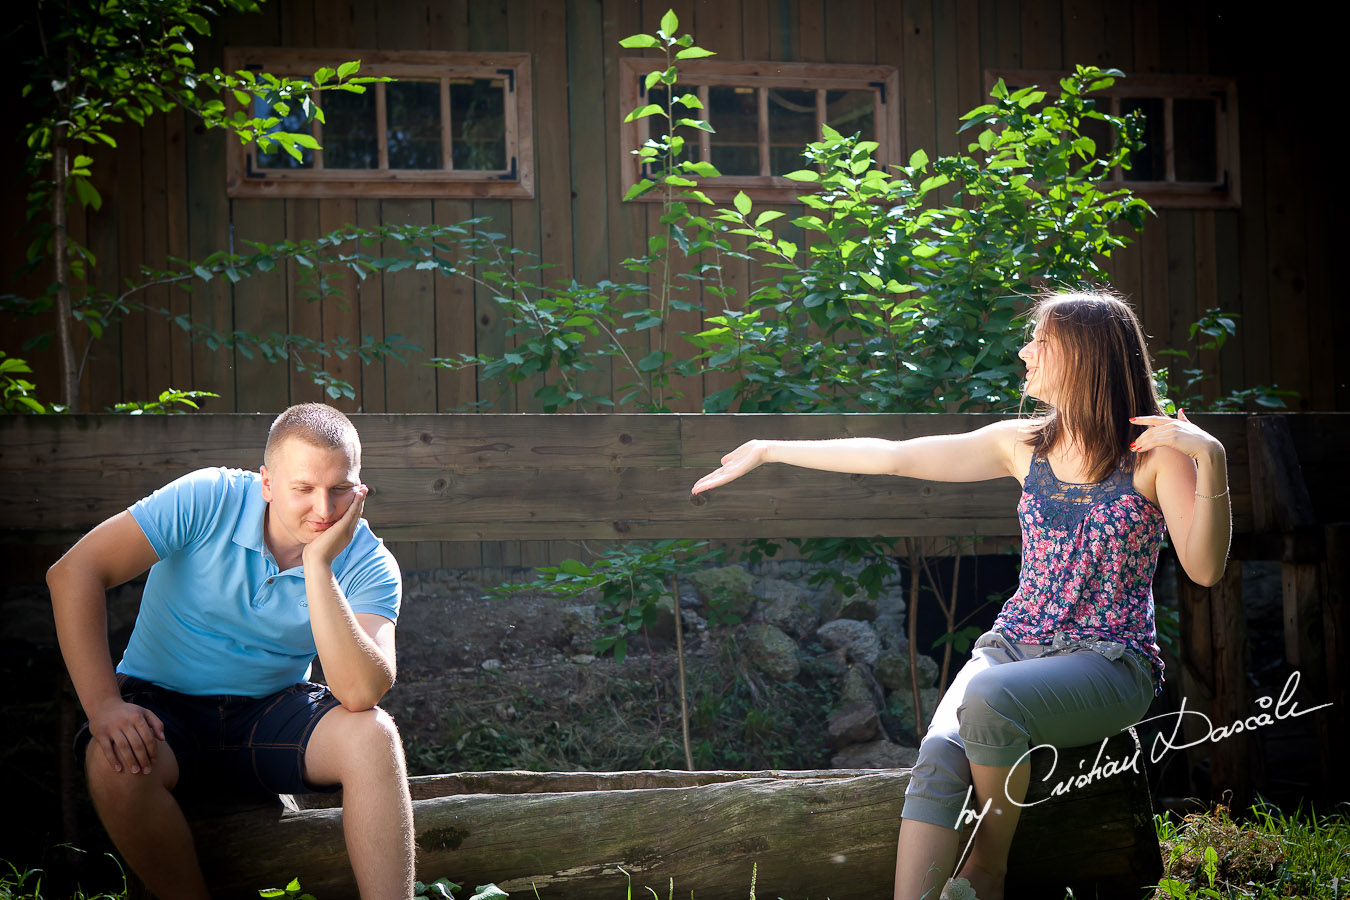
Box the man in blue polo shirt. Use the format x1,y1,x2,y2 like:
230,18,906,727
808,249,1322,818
48,403,413,899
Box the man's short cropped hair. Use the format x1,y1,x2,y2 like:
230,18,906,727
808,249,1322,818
264,403,361,469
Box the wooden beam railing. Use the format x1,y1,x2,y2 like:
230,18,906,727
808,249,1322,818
0,412,1257,544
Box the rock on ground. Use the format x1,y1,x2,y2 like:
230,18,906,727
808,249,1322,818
827,702,882,747
742,622,801,683
816,618,882,665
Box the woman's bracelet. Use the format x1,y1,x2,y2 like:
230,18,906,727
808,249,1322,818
1195,486,1230,500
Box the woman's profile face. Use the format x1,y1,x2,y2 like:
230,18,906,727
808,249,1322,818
1019,320,1064,405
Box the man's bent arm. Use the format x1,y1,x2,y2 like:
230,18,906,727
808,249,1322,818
48,512,162,770
306,566,397,711
301,487,397,710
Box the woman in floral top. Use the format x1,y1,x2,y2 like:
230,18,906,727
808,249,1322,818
691,290,1232,900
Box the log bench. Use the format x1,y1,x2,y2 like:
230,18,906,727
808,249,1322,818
185,730,1158,900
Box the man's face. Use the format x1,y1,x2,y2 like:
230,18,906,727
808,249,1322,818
259,438,361,558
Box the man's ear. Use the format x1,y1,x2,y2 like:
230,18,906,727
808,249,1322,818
259,464,274,503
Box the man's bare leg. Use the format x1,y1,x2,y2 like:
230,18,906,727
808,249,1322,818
954,762,1030,900
85,743,210,900
304,706,414,899
893,816,961,900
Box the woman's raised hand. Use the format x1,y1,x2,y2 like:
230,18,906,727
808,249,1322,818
1128,409,1225,462
691,440,769,495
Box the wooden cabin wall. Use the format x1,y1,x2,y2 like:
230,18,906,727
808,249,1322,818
2,0,1339,573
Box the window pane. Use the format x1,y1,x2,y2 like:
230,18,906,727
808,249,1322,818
1174,97,1218,183
253,95,314,169
646,84,703,166
768,89,815,175
322,88,378,169
709,86,759,176
388,81,443,170
1121,97,1163,182
450,79,506,170
825,90,875,142
1079,115,1113,169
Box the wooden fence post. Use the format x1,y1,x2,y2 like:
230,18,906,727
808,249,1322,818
1177,562,1248,805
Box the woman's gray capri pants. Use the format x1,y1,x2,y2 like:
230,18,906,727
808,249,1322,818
901,630,1155,830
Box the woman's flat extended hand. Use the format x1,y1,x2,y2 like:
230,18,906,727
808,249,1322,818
1129,409,1225,462
691,440,768,495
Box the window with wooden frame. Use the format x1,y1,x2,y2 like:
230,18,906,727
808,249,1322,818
225,48,534,199
987,70,1239,209
619,58,901,204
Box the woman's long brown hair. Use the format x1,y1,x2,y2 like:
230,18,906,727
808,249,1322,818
1023,290,1166,482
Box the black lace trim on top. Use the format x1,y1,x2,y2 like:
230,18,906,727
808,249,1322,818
1024,453,1138,532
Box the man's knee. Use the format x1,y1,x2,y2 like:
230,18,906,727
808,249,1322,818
310,705,406,777
84,741,179,808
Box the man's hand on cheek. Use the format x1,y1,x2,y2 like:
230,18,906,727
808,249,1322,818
303,485,368,569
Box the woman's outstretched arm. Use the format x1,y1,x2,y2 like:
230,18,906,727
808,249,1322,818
1132,409,1231,586
690,418,1025,495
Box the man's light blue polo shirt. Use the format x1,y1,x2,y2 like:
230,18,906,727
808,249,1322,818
118,467,401,697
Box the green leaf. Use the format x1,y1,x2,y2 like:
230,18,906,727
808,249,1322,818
619,34,660,48
675,47,716,59
732,191,752,215
908,148,929,169
469,884,509,900
783,169,820,182
337,60,361,80
637,349,666,371
659,9,679,37
559,559,591,577
623,104,666,123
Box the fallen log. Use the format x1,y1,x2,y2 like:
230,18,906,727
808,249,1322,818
187,730,1159,899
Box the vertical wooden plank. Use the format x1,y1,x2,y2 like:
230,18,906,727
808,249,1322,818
426,0,475,425
1060,0,1103,71
978,0,1019,70
163,110,195,392
85,130,124,412
116,126,149,406
605,0,652,419
1162,210,1194,365
797,0,825,62
1138,214,1169,362
928,0,961,207
140,114,175,400
378,0,440,418
692,0,748,408
471,0,520,568
1320,525,1349,801
825,0,873,64
313,0,363,415
953,0,982,128
1192,211,1220,405
900,0,935,170
281,0,323,411
569,0,612,406
1261,96,1310,408
231,199,291,412
1019,0,1062,69
641,0,702,415
1211,211,1245,398
1131,0,1162,74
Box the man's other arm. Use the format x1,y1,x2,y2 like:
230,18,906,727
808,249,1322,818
48,512,163,773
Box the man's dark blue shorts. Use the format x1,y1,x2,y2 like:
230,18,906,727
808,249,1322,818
74,673,344,799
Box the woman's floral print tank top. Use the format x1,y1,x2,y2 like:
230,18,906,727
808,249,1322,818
993,452,1167,690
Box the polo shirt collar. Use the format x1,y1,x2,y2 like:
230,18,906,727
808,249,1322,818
231,478,269,555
